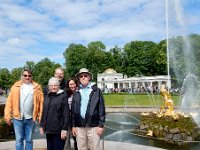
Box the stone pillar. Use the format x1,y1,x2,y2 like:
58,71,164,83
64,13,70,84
158,81,161,89
123,83,125,89
135,82,138,88
129,82,131,88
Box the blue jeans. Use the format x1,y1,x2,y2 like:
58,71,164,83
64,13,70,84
13,118,35,150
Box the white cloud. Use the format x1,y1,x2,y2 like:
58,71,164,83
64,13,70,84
0,0,200,70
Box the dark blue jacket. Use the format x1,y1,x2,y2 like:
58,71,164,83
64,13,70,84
71,84,105,128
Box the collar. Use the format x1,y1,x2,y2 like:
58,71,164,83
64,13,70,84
15,80,39,89
80,82,92,89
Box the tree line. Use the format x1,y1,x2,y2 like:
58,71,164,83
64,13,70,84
1,34,200,90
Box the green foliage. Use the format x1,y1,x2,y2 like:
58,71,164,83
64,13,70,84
85,41,108,81
168,34,200,87
32,58,61,88
2,33,200,90
108,45,124,73
63,43,87,78
0,68,12,89
123,41,162,77
10,67,23,85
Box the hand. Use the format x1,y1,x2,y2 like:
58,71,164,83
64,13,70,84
6,120,12,126
72,127,77,137
61,131,67,140
40,128,44,136
97,127,104,136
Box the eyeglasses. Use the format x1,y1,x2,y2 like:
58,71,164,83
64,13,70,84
49,84,59,87
79,75,88,78
23,74,32,78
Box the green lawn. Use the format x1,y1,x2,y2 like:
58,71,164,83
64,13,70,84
103,93,181,107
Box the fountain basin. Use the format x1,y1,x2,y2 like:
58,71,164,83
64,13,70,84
134,111,200,145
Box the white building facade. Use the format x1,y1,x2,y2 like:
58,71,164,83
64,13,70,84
97,68,171,92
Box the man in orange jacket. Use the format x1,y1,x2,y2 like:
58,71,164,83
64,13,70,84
4,68,44,150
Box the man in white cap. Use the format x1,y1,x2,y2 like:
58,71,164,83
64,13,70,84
71,68,105,150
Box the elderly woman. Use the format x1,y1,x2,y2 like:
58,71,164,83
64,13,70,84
40,77,70,150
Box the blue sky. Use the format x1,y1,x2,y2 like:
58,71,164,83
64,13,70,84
0,0,200,70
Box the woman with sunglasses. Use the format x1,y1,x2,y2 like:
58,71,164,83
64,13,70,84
4,68,44,150
64,77,79,150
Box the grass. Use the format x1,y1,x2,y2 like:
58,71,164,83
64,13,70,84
103,93,181,107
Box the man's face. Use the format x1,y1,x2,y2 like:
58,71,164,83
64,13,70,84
79,73,90,87
22,71,32,84
54,69,64,80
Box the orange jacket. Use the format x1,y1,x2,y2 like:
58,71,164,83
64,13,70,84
4,80,44,123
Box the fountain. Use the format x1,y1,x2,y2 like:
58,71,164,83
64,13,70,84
167,0,200,127
105,0,200,149
1,1,200,149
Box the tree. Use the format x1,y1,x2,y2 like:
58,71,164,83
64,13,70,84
63,43,87,77
32,58,61,88
153,40,167,75
168,34,200,87
0,68,11,89
123,41,158,77
10,67,23,85
109,45,124,73
24,61,35,71
85,41,107,81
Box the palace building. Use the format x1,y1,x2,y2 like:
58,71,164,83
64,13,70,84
97,68,171,93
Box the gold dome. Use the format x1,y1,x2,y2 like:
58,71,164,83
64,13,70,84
104,68,117,74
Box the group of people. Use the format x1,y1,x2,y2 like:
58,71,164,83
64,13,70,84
4,67,106,150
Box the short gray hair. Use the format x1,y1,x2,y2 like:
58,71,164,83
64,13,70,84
48,77,60,86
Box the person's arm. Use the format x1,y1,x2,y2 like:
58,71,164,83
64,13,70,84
98,90,106,128
71,92,78,136
96,90,105,136
60,94,70,139
4,86,13,126
40,127,44,136
62,93,70,130
38,86,44,123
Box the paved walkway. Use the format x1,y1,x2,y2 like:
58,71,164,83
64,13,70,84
0,95,166,149
0,139,165,150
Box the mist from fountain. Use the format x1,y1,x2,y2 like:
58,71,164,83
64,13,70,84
167,0,200,126
104,113,150,144
180,74,200,126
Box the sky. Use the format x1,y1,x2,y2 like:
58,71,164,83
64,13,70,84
0,0,200,70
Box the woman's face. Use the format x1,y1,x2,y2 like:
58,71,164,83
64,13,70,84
49,84,59,93
69,80,77,92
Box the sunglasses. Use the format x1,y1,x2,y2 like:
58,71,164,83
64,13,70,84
79,75,88,78
23,74,32,78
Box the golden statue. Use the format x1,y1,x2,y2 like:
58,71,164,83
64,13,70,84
160,84,174,116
